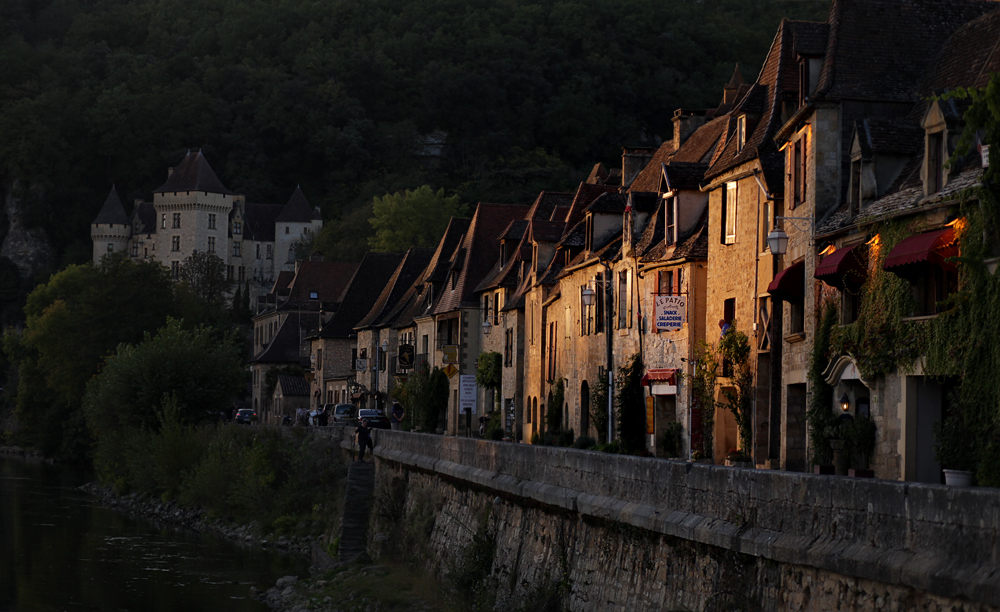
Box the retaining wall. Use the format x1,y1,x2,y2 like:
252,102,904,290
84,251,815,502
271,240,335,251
337,429,1000,611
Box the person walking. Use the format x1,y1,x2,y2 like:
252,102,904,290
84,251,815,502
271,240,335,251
355,418,373,462
390,400,405,431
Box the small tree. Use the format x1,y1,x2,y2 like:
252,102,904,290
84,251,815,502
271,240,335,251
475,351,502,411
719,328,753,454
616,353,646,453
691,341,719,459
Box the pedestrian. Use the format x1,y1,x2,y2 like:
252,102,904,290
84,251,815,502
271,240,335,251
391,400,405,431
296,406,306,426
719,318,731,338
355,418,373,462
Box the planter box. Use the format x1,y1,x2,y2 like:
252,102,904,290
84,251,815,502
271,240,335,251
943,469,974,487
849,469,875,478
813,465,835,475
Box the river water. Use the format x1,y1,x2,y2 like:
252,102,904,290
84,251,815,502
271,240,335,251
0,456,309,611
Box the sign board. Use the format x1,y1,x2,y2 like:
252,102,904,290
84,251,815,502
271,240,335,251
397,344,414,369
443,364,459,378
442,345,459,364
654,295,687,331
459,375,477,414
646,396,655,435
354,358,368,371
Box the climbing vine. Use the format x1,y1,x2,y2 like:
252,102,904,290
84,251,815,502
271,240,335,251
807,298,837,466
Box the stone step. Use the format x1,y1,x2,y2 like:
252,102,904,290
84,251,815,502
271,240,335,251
338,460,378,562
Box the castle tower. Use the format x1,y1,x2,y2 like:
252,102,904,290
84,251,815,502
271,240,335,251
91,186,131,264
274,185,323,273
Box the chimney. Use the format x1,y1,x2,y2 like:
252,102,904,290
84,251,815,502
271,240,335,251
621,147,655,189
673,109,708,151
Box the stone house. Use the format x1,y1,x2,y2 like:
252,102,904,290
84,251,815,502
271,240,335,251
250,318,309,424
272,375,311,422
90,150,322,307
791,3,1000,481
307,252,404,410
701,22,820,467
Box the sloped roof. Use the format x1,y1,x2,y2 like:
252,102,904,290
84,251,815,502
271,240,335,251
432,203,529,314
670,115,729,164
271,271,295,297
275,186,319,223
664,163,710,192
426,217,472,284
242,203,282,242
628,141,676,193
919,7,1000,95
252,317,304,364
858,119,925,156
354,247,434,329
284,261,359,305
529,220,566,243
707,20,817,190
277,375,311,397
93,186,130,225
526,191,575,221
563,182,619,229
812,0,998,105
132,201,156,234
153,150,233,195
317,251,405,338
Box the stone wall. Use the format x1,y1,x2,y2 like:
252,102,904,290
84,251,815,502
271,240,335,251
345,429,1000,611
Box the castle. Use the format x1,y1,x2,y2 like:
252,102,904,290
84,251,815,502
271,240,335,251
90,150,322,293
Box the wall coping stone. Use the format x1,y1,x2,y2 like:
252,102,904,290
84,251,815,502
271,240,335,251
335,429,1000,607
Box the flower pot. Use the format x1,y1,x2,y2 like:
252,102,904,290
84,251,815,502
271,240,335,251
943,469,974,487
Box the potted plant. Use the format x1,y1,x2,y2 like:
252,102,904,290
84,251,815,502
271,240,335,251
825,417,853,476
935,416,976,487
848,415,877,478
724,448,753,469
690,449,712,464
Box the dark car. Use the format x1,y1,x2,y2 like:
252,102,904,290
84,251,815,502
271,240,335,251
357,409,390,429
235,408,257,424
326,403,356,425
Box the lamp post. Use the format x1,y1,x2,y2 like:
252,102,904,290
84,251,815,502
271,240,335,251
482,318,492,335
766,216,813,255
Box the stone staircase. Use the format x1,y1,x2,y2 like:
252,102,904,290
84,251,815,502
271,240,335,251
338,460,375,562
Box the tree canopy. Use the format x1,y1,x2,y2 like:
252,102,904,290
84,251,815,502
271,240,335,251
369,186,467,252
0,0,831,264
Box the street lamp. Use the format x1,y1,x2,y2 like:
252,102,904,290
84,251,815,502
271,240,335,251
482,318,492,335
840,393,851,412
766,216,813,255
581,286,595,307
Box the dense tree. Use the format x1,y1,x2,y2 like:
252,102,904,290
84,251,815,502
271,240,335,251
177,251,231,313
369,186,467,253
2,254,178,458
83,318,244,435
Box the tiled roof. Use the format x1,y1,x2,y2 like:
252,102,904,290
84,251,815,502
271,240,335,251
355,247,435,329
670,211,709,261
813,0,998,105
558,219,587,248
858,119,925,156
93,186,130,225
275,186,319,223
634,199,665,257
271,271,295,297
664,163,709,192
278,375,310,397
563,182,619,229
499,219,529,242
426,218,472,284
628,141,675,193
243,203,282,242
153,150,233,195
317,251,404,338
432,203,529,314
526,191,575,221
529,220,565,243
252,317,305,364
669,115,729,164
919,7,1000,96
587,192,657,215
283,261,359,305
707,20,817,189
792,21,829,56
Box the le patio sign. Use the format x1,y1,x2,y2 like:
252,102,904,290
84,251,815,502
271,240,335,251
654,295,687,332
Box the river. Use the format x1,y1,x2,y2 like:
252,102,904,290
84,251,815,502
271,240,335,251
0,456,309,611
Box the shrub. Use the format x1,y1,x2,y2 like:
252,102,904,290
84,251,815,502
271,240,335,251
572,435,597,450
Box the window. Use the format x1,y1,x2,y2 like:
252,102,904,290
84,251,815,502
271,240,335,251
850,158,862,216
723,298,736,329
227,266,233,281
504,328,513,366
483,295,490,323
658,269,680,295
161,214,167,229
617,271,629,328
789,298,804,334
131,242,138,257
234,222,242,235
736,115,747,152
207,236,215,252
594,273,606,333
493,292,499,325
421,334,428,355
287,245,296,263
208,214,216,229
316,349,323,371
351,348,358,369
172,213,181,228
238,266,245,282
171,261,179,279
266,245,273,259
256,244,261,259
723,182,737,244
580,285,591,335
761,196,771,251
911,265,958,316
285,226,290,234
233,241,241,257
309,291,318,299
171,236,180,251
665,197,676,245
927,132,944,195
547,321,558,381
791,139,804,209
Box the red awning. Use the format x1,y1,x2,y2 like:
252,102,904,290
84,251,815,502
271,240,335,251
815,244,868,289
883,228,958,274
767,260,805,302
640,368,677,387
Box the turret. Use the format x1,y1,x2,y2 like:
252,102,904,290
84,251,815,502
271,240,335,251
91,186,131,264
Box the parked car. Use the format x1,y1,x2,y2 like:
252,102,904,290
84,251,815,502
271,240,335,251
235,408,257,424
357,408,390,429
326,403,356,425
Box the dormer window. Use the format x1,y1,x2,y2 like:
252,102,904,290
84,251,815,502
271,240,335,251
736,115,747,152
665,196,676,246
798,55,821,107
500,242,507,267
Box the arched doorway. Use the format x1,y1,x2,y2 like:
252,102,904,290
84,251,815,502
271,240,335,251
580,381,590,437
